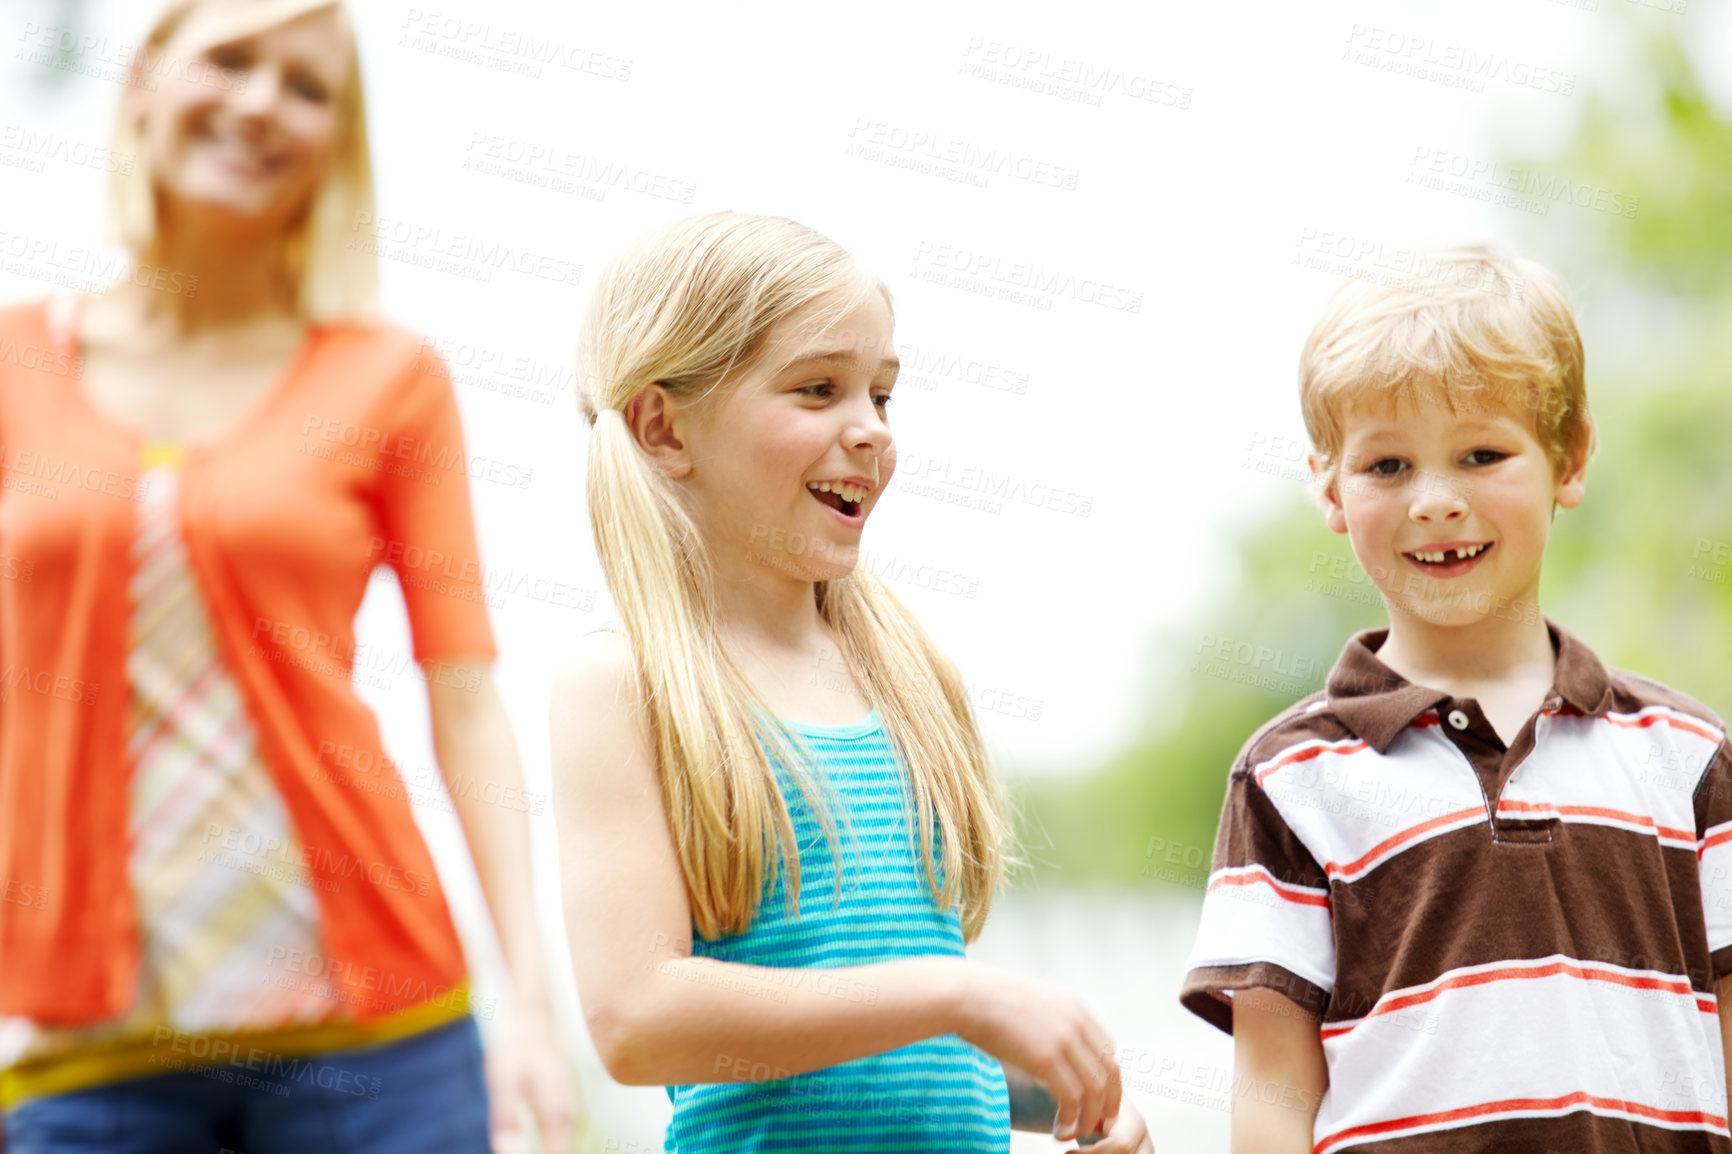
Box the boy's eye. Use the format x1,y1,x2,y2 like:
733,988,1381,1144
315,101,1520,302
874,394,893,410
1365,458,1407,477
1463,448,1508,466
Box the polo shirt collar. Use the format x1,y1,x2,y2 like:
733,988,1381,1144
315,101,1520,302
1327,616,1613,754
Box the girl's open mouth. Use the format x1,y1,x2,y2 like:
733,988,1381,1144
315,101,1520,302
1403,541,1493,578
807,488,861,518
806,480,868,524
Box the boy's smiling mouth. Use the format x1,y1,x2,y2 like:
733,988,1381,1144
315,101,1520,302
1402,540,1493,576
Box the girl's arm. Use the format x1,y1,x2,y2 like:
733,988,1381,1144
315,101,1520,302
550,631,1122,1141
427,661,576,1153
1230,988,1328,1154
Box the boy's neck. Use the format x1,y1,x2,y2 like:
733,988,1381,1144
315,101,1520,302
1373,607,1557,701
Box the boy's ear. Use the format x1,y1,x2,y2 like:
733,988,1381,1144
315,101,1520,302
1552,417,1593,511
626,384,692,479
1309,453,1350,534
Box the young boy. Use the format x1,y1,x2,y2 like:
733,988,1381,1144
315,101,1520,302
1181,246,1732,1153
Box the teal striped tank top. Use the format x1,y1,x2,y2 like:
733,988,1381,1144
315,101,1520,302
662,709,1010,1152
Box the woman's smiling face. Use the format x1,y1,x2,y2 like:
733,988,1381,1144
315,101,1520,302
132,2,348,236
674,287,899,585
1322,393,1586,629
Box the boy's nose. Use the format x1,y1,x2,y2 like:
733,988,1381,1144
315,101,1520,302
1407,472,1469,520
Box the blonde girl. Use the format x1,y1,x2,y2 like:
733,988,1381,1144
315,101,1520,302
551,212,1152,1150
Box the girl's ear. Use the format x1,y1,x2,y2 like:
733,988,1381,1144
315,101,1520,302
627,384,693,479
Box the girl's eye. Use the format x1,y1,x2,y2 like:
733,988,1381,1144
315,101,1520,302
1463,448,1508,466
874,394,893,410
1366,458,1407,478
797,383,834,398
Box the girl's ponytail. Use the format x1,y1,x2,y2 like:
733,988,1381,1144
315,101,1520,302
585,402,809,938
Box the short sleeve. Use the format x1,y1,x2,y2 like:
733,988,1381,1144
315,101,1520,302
371,347,498,666
1179,765,1336,1034
1695,739,1732,978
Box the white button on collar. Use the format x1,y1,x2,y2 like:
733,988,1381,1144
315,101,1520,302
1447,709,1470,730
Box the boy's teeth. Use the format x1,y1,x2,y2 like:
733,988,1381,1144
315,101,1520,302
1412,544,1486,563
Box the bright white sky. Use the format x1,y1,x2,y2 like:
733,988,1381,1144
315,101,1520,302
8,0,1725,778
7,0,1728,1142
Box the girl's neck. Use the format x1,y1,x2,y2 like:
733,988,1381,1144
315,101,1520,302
709,562,829,652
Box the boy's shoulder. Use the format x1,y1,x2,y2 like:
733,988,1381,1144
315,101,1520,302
1228,688,1356,782
1601,665,1727,735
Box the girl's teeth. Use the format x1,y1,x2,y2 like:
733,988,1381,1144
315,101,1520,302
808,482,865,502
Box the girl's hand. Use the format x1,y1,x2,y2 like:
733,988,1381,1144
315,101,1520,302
1072,1095,1154,1153
485,1007,578,1154
956,962,1121,1142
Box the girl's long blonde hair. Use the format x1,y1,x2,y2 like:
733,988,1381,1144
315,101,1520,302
109,0,378,320
578,212,1007,942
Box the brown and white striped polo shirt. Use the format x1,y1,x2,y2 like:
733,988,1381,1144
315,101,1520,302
1181,617,1732,1153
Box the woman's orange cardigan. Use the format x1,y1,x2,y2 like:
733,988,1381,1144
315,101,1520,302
0,298,497,1025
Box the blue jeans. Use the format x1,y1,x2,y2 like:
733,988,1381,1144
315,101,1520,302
4,1018,491,1154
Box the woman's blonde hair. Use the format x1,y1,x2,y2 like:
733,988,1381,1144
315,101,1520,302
578,212,1007,942
1299,244,1594,497
108,0,378,320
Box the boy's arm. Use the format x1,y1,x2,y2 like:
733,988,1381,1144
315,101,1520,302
1232,988,1328,1154
1720,974,1732,1113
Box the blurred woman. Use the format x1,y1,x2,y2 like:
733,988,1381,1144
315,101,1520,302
0,2,571,1150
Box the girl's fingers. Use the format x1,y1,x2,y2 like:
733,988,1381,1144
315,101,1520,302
1087,1021,1121,1100
1069,1103,1147,1154
1067,1032,1117,1136
1063,1046,1105,1140
1044,1057,1087,1141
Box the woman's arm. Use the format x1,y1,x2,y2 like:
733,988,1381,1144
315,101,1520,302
427,659,574,1152
550,631,1122,1140
1230,988,1328,1154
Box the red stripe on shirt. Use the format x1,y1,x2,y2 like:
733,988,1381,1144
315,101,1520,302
1700,826,1732,858
1605,710,1721,744
1254,738,1369,787
1323,807,1486,880
1206,866,1330,907
1313,1092,1729,1154
1320,958,1709,1040
1496,800,1694,843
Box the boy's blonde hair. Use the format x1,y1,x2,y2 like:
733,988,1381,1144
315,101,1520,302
109,0,378,321
577,212,1007,943
1300,245,1593,496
